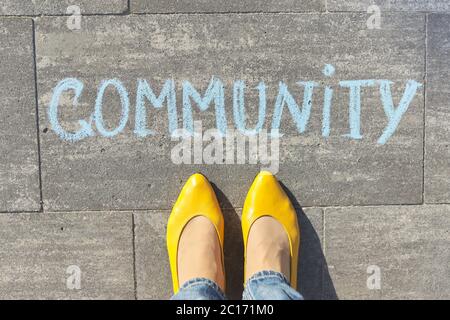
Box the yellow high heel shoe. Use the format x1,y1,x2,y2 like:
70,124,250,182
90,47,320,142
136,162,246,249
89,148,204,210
242,171,300,289
166,173,225,293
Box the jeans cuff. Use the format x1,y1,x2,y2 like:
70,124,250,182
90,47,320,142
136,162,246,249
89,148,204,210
179,277,226,299
245,270,290,286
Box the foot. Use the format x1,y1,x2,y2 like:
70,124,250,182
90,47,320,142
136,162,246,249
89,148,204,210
177,216,225,291
246,216,291,282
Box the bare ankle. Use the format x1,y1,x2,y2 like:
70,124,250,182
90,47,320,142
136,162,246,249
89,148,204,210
246,216,290,282
177,216,225,290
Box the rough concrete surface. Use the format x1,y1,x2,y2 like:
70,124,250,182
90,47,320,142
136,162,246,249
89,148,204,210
0,18,40,212
325,205,450,299
131,0,325,13
425,14,450,203
0,0,128,15
328,0,450,12
0,212,134,299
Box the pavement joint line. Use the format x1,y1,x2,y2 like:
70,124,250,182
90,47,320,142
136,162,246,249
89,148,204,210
0,210,41,214
313,203,444,210
131,213,138,300
0,12,325,18
321,208,326,255
126,0,131,15
0,10,444,19
321,207,326,300
422,13,429,205
31,19,44,213
322,10,444,14
2,203,449,215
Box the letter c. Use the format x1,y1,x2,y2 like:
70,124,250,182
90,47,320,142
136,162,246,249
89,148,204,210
47,78,94,142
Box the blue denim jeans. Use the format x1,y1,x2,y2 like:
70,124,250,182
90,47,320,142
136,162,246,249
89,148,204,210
171,270,304,300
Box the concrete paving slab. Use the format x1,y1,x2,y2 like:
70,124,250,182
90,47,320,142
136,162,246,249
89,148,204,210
324,205,450,299
134,208,333,300
0,18,40,212
0,0,128,15
131,0,324,13
0,212,134,299
36,13,425,211
328,0,450,12
425,14,450,203
134,210,172,300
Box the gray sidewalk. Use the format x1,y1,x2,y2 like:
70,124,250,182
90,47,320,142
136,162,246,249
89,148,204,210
0,0,449,299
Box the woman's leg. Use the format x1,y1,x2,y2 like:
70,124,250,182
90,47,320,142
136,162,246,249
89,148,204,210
171,216,226,300
243,216,303,300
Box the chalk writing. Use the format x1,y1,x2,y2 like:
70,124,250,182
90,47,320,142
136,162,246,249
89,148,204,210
47,65,422,145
